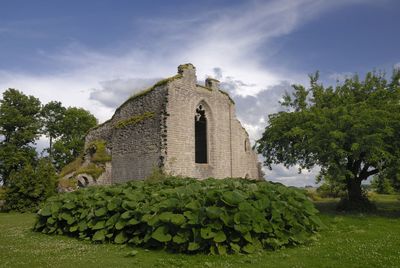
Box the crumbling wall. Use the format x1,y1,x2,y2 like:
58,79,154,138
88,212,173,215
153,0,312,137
110,85,168,183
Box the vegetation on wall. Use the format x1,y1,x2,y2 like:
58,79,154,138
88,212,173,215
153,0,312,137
114,112,155,129
86,140,112,163
34,177,323,255
58,139,111,190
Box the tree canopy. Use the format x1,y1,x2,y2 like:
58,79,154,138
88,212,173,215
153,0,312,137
0,89,42,185
0,88,98,211
51,107,97,170
41,101,66,159
256,70,400,210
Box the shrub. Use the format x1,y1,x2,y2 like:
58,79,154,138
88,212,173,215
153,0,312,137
0,187,6,200
371,176,395,194
316,181,346,198
5,159,57,212
34,177,323,254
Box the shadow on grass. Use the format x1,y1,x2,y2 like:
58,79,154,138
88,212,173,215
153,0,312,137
314,195,400,218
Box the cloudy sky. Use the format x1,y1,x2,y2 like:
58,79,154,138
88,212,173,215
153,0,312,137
1,0,399,186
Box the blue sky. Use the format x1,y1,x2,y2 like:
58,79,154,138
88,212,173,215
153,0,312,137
1,0,399,186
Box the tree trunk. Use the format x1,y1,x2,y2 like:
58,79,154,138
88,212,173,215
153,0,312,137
346,178,363,203
49,136,53,161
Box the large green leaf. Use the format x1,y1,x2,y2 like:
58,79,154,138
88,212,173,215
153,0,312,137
213,231,226,243
95,207,107,217
172,233,187,244
206,206,223,219
115,220,126,230
188,242,200,251
92,220,106,230
39,206,52,217
200,227,216,239
151,226,172,242
242,243,256,253
221,191,246,206
114,231,128,244
93,229,106,242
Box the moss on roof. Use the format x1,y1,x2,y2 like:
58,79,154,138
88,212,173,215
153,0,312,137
117,74,182,113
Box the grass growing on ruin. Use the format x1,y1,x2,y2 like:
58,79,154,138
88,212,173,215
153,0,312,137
59,157,83,178
1,194,400,267
88,140,112,163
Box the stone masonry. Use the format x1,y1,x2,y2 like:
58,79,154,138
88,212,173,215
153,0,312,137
82,64,261,185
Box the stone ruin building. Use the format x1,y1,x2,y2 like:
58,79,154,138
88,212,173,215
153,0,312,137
61,64,261,188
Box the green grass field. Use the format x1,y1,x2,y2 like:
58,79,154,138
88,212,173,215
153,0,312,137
1,195,399,268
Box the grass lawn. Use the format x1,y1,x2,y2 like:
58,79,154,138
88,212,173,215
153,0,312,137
0,195,399,268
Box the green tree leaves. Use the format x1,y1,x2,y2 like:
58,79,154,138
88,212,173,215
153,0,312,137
0,89,42,185
0,88,98,211
5,159,57,212
257,69,400,208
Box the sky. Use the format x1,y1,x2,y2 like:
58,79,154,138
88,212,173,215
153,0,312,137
0,0,399,186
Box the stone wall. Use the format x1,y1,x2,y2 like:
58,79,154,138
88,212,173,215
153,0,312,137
83,63,261,183
110,86,168,183
164,64,260,179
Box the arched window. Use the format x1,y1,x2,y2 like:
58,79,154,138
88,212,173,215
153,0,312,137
195,104,207,163
244,139,250,152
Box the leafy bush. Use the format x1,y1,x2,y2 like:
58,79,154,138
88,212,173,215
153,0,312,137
0,187,6,200
5,159,57,212
371,176,395,194
34,177,323,254
317,181,346,198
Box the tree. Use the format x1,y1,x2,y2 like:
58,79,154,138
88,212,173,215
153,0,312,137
371,175,394,194
41,101,66,160
52,107,97,170
0,89,42,185
256,70,400,210
5,158,57,212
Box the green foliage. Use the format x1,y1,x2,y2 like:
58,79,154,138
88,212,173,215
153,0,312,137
34,177,322,254
76,163,104,180
0,187,6,200
145,167,166,182
58,177,78,190
257,70,400,209
3,195,400,267
0,89,42,185
86,140,111,163
371,176,395,194
41,101,66,159
59,156,83,178
52,107,97,170
5,159,57,212
114,112,155,129
317,181,346,198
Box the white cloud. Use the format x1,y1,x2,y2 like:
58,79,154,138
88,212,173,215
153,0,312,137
0,0,367,186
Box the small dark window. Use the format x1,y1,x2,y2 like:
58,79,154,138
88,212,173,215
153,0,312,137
195,105,207,163
244,139,249,152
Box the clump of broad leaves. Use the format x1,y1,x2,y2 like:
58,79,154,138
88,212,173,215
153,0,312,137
34,177,323,254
